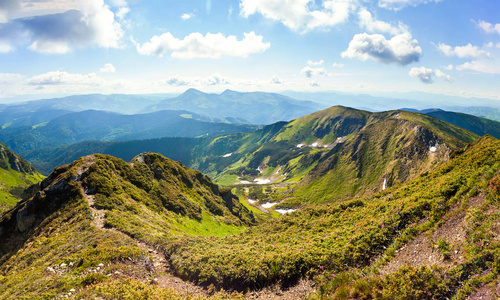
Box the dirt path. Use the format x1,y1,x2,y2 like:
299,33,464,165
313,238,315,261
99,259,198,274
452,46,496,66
77,158,314,299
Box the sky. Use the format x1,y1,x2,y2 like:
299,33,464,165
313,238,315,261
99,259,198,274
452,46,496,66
0,0,499,103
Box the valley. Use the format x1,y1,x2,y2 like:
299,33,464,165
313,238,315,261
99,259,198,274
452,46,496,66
1,95,500,299
1,1,499,298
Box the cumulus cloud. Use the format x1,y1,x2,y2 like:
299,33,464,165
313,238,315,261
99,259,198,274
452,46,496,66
269,75,283,84
438,43,492,59
301,66,330,77
332,62,344,68
378,0,442,11
240,0,355,32
307,59,324,66
99,63,116,73
409,67,451,84
0,0,124,54
181,13,193,20
474,20,500,35
137,31,270,59
342,32,422,65
358,8,403,35
164,76,191,86
456,61,500,74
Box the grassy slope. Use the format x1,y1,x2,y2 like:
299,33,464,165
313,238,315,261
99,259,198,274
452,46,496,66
0,143,44,213
1,135,499,298
163,135,500,298
427,110,500,139
0,153,255,299
283,110,478,204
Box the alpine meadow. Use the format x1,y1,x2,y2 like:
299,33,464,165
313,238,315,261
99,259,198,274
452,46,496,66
1,1,500,299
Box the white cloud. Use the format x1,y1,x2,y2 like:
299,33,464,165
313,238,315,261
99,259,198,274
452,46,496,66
309,81,320,87
0,0,124,54
28,71,100,85
342,32,422,65
269,75,283,84
409,67,451,84
301,66,330,77
332,62,344,68
456,61,500,74
0,40,13,53
181,13,193,20
474,20,500,35
161,74,231,86
116,7,130,20
434,69,452,81
307,59,324,66
444,64,454,70
438,43,492,59
240,0,355,33
99,63,116,73
228,6,233,19
137,31,270,59
358,8,403,35
378,0,441,11
164,76,191,86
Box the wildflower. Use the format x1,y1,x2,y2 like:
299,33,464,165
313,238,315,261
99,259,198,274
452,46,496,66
320,266,324,269
444,275,447,279
381,225,385,228
332,274,335,277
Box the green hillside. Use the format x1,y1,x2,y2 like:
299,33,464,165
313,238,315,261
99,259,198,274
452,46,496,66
0,153,255,299
23,106,481,206
0,143,44,213
1,136,499,299
426,110,500,139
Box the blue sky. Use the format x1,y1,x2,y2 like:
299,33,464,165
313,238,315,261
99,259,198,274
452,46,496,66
0,0,499,103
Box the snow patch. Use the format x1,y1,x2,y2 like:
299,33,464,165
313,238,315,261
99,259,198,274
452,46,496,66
254,178,271,185
296,144,304,148
247,199,257,204
429,146,437,152
261,202,278,209
222,153,232,157
256,166,263,173
240,180,252,184
382,178,387,191
311,142,319,147
275,208,296,214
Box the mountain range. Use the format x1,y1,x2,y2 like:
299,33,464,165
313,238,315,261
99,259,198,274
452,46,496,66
1,133,499,299
2,90,500,299
0,109,259,154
